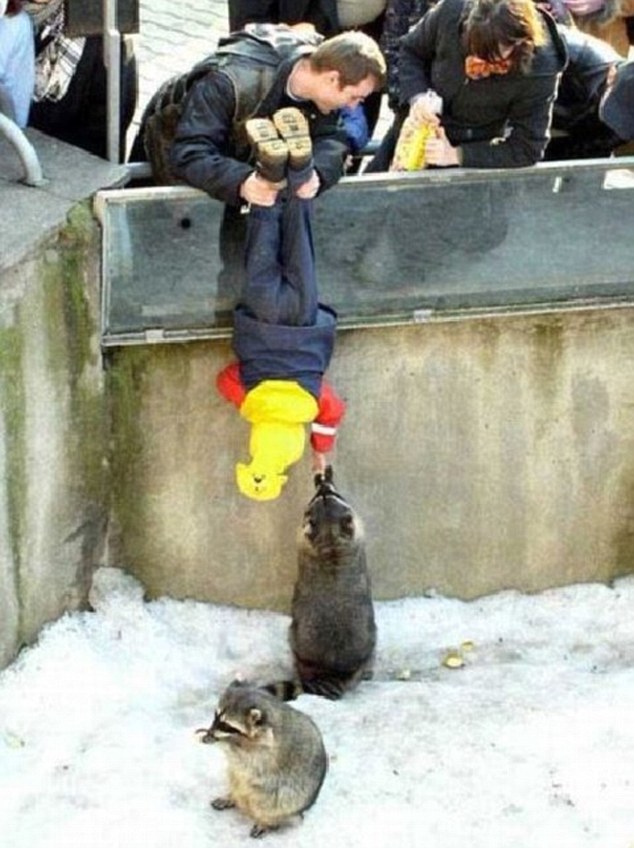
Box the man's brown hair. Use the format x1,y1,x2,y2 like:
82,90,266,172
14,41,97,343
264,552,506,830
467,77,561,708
309,31,386,89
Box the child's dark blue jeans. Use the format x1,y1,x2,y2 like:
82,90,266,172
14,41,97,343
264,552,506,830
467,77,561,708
240,193,317,327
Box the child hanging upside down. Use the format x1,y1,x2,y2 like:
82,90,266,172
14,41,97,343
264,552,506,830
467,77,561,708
216,106,345,502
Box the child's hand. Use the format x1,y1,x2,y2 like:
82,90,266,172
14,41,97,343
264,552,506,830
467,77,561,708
311,450,327,474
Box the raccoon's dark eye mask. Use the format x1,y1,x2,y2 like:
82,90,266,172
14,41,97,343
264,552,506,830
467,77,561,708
212,714,246,736
196,711,246,739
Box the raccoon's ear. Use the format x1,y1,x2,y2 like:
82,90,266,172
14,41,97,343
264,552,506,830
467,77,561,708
248,707,265,727
324,465,334,484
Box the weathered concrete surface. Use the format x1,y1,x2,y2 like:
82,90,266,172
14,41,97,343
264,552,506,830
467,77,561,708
0,409,19,667
0,129,127,272
108,307,634,610
0,133,127,668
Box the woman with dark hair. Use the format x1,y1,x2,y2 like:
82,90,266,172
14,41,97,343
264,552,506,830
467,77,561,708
368,0,567,170
0,0,34,127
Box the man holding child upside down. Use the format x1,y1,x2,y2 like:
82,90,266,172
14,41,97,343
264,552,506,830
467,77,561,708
170,24,386,500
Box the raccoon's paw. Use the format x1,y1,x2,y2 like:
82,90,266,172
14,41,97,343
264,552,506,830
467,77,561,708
211,796,235,811
313,465,334,489
249,823,272,839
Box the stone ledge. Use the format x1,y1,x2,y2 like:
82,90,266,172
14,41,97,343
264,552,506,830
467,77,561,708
0,129,128,273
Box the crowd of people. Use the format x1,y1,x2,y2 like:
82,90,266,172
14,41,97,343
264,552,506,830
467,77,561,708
1,0,632,163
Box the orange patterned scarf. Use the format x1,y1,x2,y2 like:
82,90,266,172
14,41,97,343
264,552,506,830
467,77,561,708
464,55,512,80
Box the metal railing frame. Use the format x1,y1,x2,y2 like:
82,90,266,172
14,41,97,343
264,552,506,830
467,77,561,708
0,111,46,187
103,0,122,163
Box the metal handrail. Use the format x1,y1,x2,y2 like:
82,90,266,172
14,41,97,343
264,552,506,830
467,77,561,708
0,112,47,187
103,0,121,163
123,139,383,183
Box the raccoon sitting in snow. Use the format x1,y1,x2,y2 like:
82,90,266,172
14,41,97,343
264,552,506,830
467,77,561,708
197,680,327,838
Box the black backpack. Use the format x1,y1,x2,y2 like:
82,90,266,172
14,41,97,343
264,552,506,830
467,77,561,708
132,24,322,183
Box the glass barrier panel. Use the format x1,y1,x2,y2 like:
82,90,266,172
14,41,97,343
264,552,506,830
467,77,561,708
96,159,634,345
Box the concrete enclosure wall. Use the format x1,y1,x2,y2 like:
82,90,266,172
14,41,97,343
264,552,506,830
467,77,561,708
108,308,634,611
0,207,109,668
2,133,633,671
0,129,128,670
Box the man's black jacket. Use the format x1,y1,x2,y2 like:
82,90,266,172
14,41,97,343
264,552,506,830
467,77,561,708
170,26,348,206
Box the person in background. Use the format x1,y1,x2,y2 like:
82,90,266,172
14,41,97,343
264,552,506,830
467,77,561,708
229,0,340,37
0,0,34,127
599,57,634,140
561,0,634,58
380,0,434,113
374,0,567,170
362,0,433,171
23,0,137,159
546,25,627,158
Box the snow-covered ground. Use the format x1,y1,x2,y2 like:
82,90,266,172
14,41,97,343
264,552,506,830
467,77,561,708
1,567,632,848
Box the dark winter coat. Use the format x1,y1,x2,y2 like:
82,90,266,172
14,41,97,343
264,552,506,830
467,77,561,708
380,0,572,109
29,35,137,160
544,24,624,158
554,25,621,131
170,27,348,207
398,0,568,167
380,0,434,108
228,0,341,37
233,304,337,398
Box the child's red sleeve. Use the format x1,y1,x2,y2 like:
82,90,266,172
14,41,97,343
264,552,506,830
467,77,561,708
310,380,346,453
216,362,246,408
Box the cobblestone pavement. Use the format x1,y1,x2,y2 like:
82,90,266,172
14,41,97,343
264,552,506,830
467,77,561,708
131,0,229,143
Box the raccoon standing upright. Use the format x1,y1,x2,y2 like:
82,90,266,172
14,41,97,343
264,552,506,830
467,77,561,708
198,680,327,838
290,466,376,699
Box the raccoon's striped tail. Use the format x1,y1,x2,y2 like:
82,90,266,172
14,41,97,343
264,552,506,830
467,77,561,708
263,677,348,701
298,677,348,700
262,680,303,701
